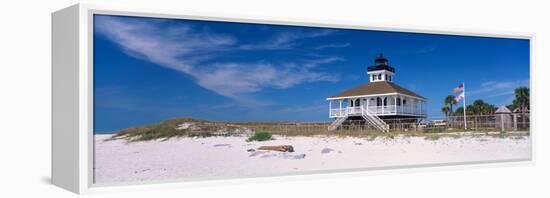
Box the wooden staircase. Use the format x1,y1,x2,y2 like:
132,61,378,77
328,116,348,131
328,106,389,132
361,106,389,132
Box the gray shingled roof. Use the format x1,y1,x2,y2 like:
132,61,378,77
495,106,512,114
328,81,426,99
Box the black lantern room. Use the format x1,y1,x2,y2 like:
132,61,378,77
368,53,395,73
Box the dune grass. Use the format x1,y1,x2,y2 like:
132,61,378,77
246,131,273,142
109,118,251,142
107,117,529,142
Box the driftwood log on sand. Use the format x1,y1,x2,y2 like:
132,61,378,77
257,145,294,152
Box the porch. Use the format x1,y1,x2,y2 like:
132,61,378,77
328,94,427,118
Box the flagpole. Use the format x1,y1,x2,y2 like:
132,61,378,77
463,83,467,130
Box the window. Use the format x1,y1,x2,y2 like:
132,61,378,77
385,74,388,81
397,98,401,106
403,99,406,105
376,97,382,106
383,97,387,106
389,75,392,81
378,74,382,80
372,75,375,81
354,99,360,107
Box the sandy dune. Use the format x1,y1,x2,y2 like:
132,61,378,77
94,134,531,184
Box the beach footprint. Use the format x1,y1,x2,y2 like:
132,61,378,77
321,148,334,154
261,153,277,158
248,151,268,157
280,153,306,159
213,143,232,148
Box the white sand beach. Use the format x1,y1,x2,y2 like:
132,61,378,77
94,134,531,184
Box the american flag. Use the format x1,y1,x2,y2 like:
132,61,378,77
453,83,464,93
455,92,465,102
452,82,467,129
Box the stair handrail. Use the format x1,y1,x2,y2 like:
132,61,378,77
361,105,389,132
328,114,348,131
362,106,382,125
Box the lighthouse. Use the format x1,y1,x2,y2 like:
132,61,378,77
326,54,427,131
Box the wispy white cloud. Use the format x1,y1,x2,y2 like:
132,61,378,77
302,57,345,68
238,29,337,50
278,104,326,114
192,62,339,101
479,91,516,99
314,43,351,50
95,16,342,104
470,80,529,99
95,16,233,73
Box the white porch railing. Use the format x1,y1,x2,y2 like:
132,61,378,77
330,105,426,117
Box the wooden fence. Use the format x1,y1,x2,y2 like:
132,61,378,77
235,113,530,134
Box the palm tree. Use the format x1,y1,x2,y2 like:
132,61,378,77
466,100,498,129
486,104,497,115
512,87,529,113
444,95,458,115
512,87,530,128
468,100,497,115
441,106,450,120
455,106,464,116
471,100,486,115
466,105,474,115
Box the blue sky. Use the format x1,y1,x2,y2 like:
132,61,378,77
93,15,530,133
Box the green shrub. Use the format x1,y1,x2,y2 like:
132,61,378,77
425,135,441,141
423,127,444,133
247,131,273,142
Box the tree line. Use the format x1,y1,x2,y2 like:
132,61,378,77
441,86,529,118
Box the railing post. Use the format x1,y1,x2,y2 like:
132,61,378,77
329,100,332,117
420,103,422,115
513,114,518,131
339,100,342,117
401,98,405,113
394,95,397,114
382,98,385,114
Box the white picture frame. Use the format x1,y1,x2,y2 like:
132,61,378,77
52,3,534,194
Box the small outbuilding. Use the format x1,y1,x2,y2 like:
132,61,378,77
495,106,512,130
